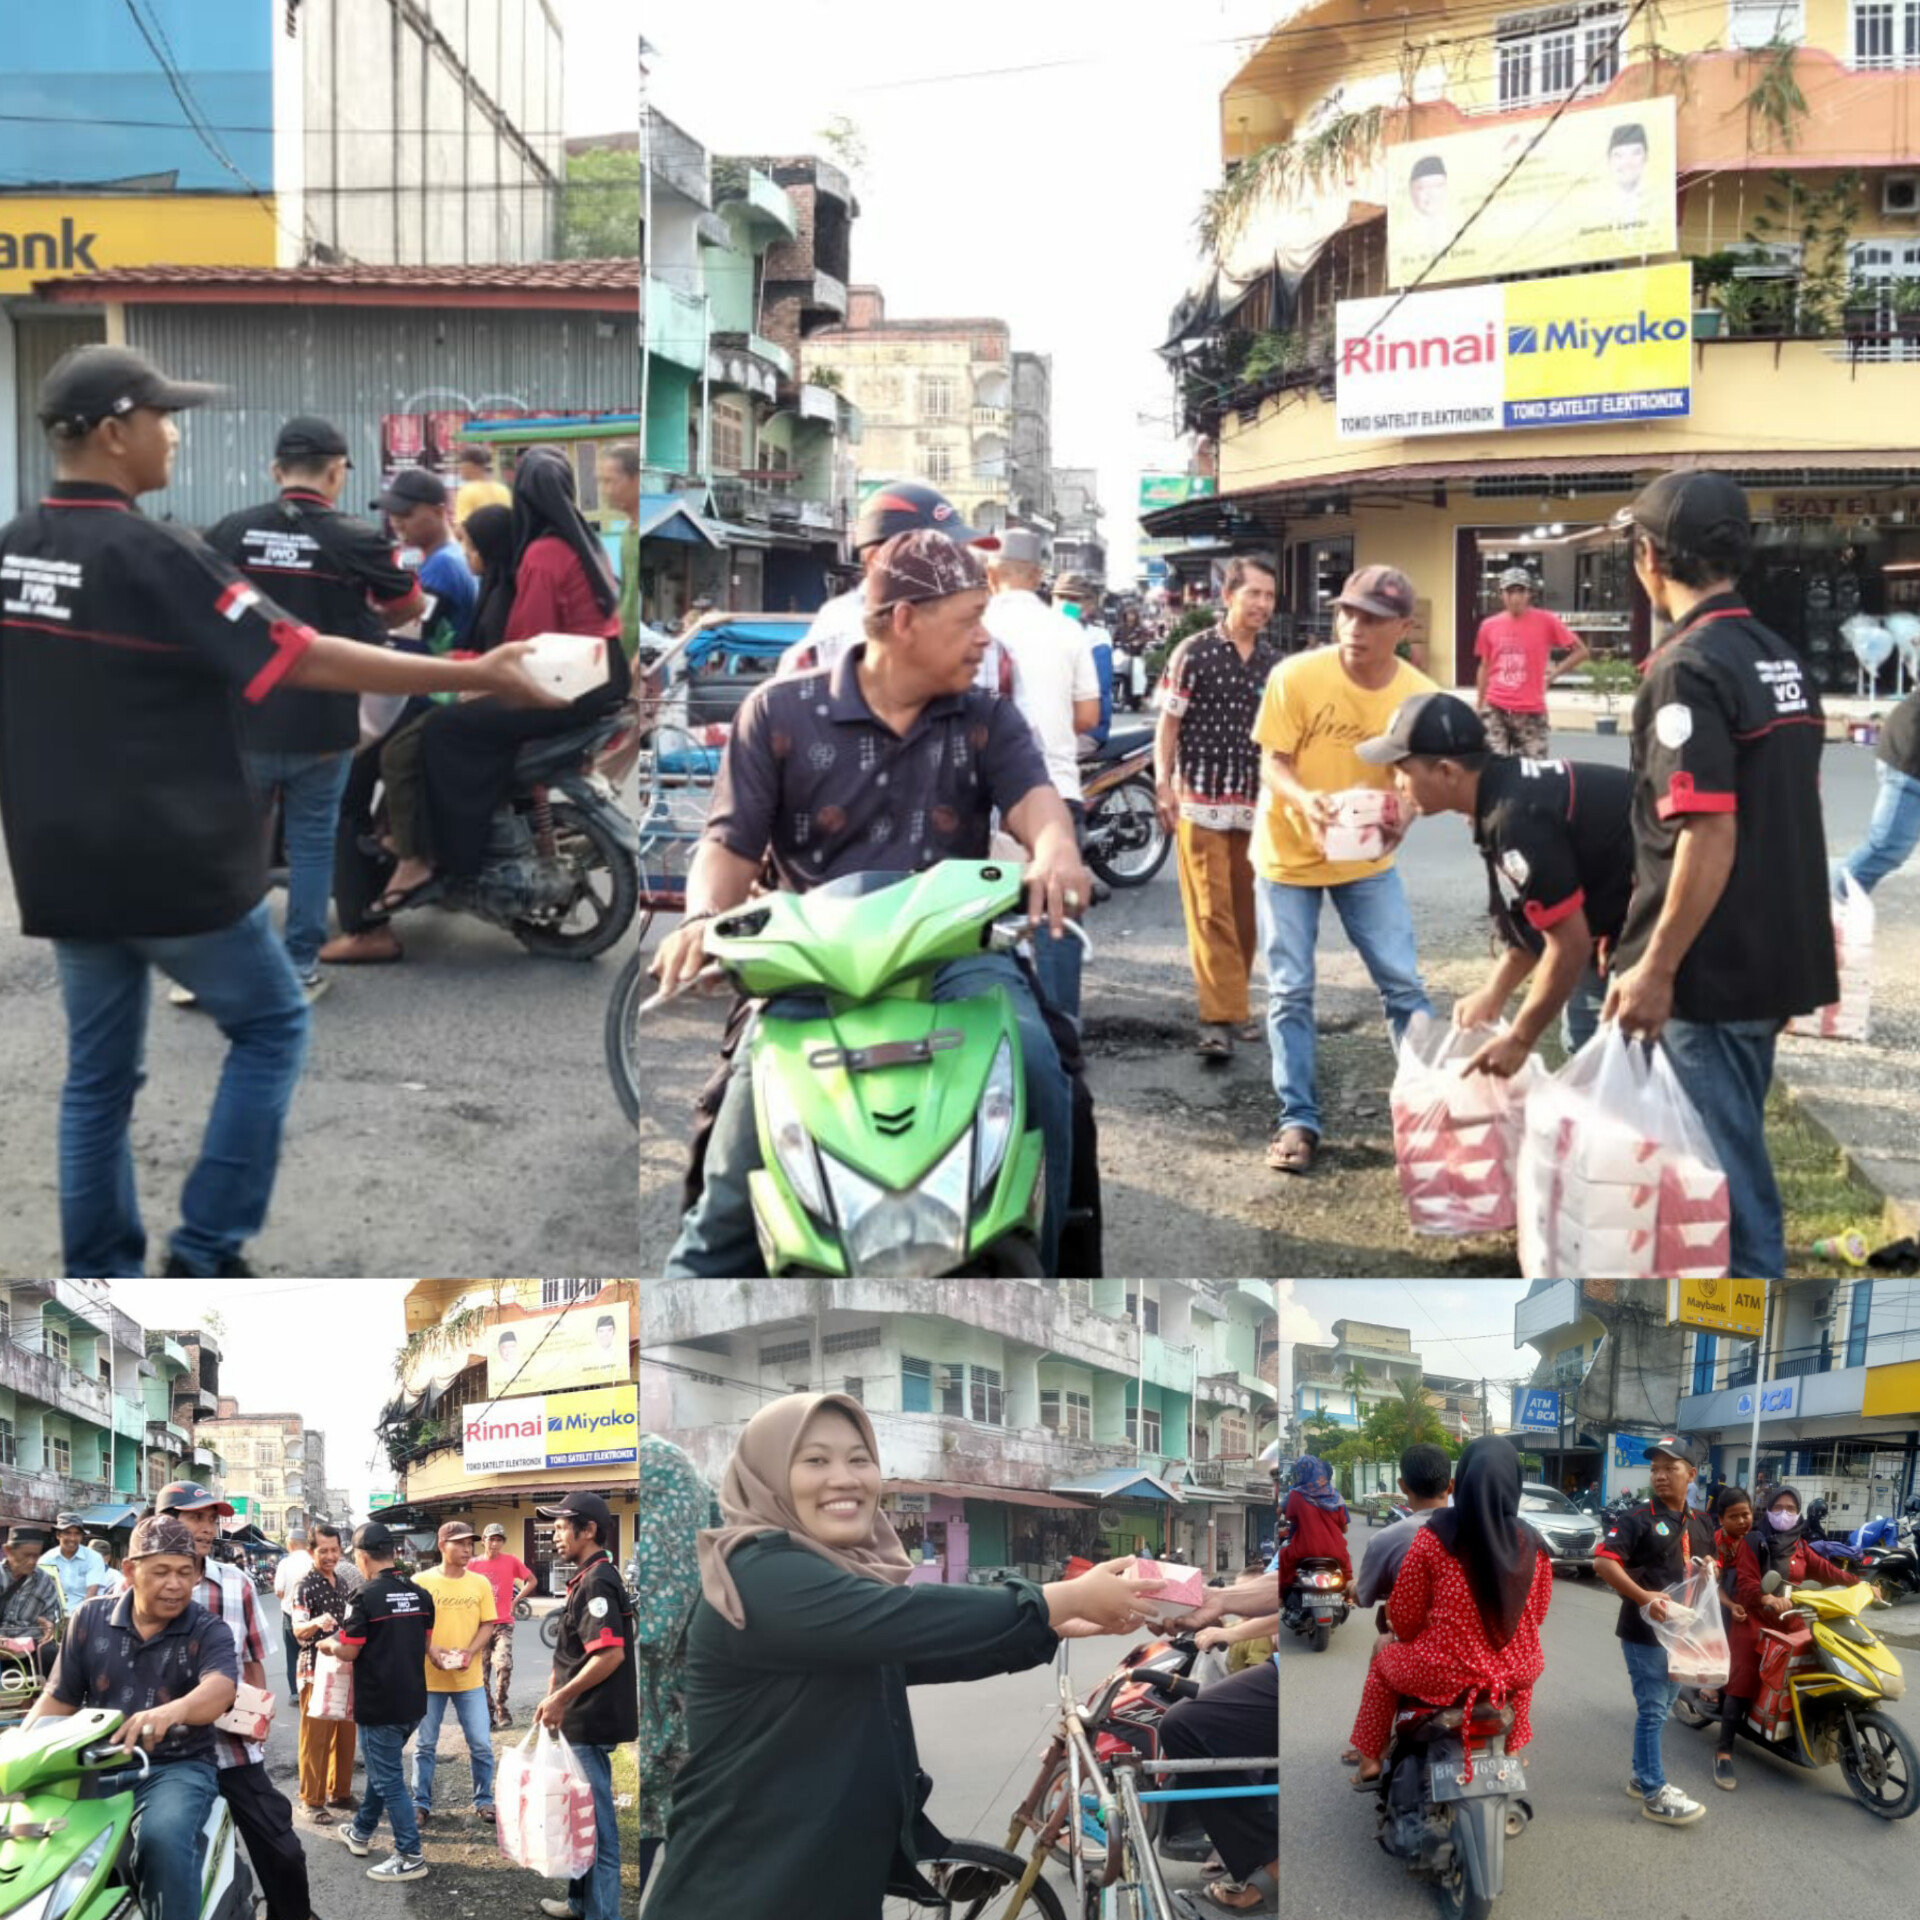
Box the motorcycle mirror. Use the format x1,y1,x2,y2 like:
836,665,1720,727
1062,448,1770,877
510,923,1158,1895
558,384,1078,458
1761,1570,1783,1594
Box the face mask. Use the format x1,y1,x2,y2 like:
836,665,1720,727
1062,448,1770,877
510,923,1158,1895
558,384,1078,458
1770,1509,1800,1531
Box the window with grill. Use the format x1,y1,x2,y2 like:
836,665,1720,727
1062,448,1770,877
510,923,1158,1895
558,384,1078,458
902,1355,932,1414
712,398,748,473
45,1435,70,1475
920,441,954,485
45,1323,69,1366
1496,7,1622,105
760,1337,813,1368
969,1365,1004,1426
842,1378,864,1403
921,375,955,419
823,1327,882,1356
1040,1390,1090,1439
0,1419,13,1468
540,1279,602,1307
1852,0,1920,62
1124,1406,1163,1450
1220,1412,1250,1456
940,1363,966,1419
1729,0,1805,45
1125,1292,1161,1335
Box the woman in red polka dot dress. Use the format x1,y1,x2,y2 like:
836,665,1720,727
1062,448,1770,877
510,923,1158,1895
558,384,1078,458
1277,1457,1352,1591
1349,1436,1553,1785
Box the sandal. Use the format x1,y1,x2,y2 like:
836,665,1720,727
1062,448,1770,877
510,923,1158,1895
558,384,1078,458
1195,1024,1233,1059
1194,1865,1279,1913
370,875,442,917
1266,1126,1318,1174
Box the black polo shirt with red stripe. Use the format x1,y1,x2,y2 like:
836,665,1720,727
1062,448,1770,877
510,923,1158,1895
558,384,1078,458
1615,591,1838,1023
551,1548,636,1747
0,480,316,940
336,1568,435,1729
205,488,417,754
1472,755,1634,958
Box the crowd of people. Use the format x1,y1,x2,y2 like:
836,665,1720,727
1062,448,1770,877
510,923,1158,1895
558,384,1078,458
649,461,1890,1280
0,344,642,1277
6,1483,635,1920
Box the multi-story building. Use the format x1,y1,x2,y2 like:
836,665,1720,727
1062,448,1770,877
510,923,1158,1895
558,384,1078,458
643,1281,1278,1576
1148,4,1920,676
0,1282,149,1538
325,1488,356,1531
1290,1318,1425,1437
805,288,1013,538
194,1400,328,1540
1050,465,1107,585
1,0,568,519
379,1280,638,1592
1010,352,1056,546
156,1329,228,1494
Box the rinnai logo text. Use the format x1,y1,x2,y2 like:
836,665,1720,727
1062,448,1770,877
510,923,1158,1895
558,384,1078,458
467,1411,543,1445
1340,326,1498,377
1508,313,1690,358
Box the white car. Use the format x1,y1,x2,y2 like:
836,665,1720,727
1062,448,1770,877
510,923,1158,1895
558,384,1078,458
1520,1482,1604,1577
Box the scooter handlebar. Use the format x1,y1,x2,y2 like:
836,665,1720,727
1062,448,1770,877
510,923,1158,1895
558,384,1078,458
1140,1669,1203,1702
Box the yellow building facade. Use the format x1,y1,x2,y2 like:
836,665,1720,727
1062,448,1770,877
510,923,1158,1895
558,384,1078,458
1152,7,1920,689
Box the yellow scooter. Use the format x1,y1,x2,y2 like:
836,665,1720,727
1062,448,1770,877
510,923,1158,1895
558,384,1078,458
1674,1570,1917,1818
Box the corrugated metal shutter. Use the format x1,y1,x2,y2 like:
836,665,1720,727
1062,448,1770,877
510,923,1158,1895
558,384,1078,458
125,303,638,528
12,312,109,509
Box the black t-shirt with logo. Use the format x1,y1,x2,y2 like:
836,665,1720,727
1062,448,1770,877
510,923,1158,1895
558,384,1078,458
0,482,318,939
337,1569,436,1728
205,488,418,754
1594,1499,1715,1645
551,1549,637,1748
1880,686,1920,781
1614,593,1839,1022
1472,755,1635,957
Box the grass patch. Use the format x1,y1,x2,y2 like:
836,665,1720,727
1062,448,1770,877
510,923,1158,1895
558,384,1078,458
1769,1084,1887,1274
614,1742,640,1893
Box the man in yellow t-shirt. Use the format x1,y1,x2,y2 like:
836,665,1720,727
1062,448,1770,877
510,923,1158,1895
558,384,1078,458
1252,565,1437,1174
410,1521,499,1819
452,445,512,527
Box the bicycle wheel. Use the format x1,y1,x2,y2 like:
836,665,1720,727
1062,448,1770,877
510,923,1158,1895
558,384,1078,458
881,1840,1067,1920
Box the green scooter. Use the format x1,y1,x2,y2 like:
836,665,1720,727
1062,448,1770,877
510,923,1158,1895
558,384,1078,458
700,860,1074,1276
0,1711,253,1920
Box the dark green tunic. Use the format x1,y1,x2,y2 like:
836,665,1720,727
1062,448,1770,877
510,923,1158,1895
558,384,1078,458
644,1533,1059,1920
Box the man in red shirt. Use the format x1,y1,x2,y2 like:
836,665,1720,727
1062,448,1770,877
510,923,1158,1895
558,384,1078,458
468,1523,536,1730
1473,568,1589,758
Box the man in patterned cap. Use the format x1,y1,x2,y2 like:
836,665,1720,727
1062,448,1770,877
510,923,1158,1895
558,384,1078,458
29,1513,240,1920
653,528,1091,1277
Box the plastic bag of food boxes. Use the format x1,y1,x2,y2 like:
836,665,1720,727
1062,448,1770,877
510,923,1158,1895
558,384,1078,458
1390,1012,1541,1237
1517,1024,1730,1278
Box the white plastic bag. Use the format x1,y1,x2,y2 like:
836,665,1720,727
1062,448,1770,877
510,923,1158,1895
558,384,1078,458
1638,1559,1731,1688
1390,1011,1540,1236
1517,1024,1730,1278
307,1650,354,1721
494,1723,597,1880
1788,875,1872,1042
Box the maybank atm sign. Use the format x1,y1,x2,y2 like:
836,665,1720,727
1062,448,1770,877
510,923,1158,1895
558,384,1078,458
1335,264,1692,441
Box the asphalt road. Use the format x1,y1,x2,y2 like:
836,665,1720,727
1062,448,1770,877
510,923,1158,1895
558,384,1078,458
639,731,1904,1278
0,857,636,1279
1278,1553,1920,1920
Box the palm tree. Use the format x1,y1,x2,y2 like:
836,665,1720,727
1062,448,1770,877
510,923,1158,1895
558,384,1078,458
1339,1363,1371,1421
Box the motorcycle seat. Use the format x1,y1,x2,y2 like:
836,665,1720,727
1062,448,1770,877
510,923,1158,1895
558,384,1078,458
1078,726,1153,766
511,712,624,783
1296,1557,1344,1571
1395,1701,1514,1743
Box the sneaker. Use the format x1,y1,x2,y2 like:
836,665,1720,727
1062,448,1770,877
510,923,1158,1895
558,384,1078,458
538,1902,582,1919
1640,1783,1704,1825
1712,1753,1737,1791
300,969,331,1004
161,1254,258,1278
1625,1779,1645,1799
338,1827,371,1858
366,1855,428,1883
167,983,202,1010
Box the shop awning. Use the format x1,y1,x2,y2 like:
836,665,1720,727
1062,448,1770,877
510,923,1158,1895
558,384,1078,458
1047,1469,1187,1505
885,1479,1092,1511
639,494,724,548
66,1502,144,1530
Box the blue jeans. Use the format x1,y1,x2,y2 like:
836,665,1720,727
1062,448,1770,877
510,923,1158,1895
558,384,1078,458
1563,959,1606,1055
133,1758,219,1920
353,1721,421,1857
1031,801,1086,1028
53,899,310,1277
1257,868,1431,1138
411,1684,496,1810
1661,1016,1783,1280
1841,762,1920,894
667,952,1072,1276
567,1741,623,1920
243,748,354,974
1621,1638,1680,1793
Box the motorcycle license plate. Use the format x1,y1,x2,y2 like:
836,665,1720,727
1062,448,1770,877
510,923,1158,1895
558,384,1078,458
1312,1605,1338,1623
1429,1756,1525,1801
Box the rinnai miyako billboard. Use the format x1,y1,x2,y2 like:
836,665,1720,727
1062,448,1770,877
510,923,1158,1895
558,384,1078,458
1334,263,1692,441
462,1385,639,1475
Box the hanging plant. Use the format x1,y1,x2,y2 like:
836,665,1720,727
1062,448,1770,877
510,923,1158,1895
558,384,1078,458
1195,108,1385,259
1743,38,1808,150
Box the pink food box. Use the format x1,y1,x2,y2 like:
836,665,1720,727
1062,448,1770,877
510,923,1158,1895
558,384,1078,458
1130,1558,1207,1621
215,1682,277,1741
1657,1222,1730,1277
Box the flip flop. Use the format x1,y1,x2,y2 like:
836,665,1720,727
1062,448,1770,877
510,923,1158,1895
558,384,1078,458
370,876,442,917
1195,1025,1233,1058
1267,1127,1318,1174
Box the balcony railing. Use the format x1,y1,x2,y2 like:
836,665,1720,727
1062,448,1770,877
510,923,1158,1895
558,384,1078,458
0,1339,111,1429
971,405,1009,431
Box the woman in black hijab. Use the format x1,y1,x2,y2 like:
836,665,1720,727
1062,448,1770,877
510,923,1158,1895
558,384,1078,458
458,502,516,654
1348,1436,1553,1785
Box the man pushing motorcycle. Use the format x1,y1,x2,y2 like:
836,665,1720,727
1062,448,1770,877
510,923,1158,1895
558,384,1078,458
651,528,1091,1277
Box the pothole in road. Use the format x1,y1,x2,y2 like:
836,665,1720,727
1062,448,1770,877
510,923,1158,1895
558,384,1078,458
1081,1014,1195,1057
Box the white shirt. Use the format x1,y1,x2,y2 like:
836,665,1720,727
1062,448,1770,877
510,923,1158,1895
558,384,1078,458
780,585,1006,693
983,591,1100,804
273,1550,314,1604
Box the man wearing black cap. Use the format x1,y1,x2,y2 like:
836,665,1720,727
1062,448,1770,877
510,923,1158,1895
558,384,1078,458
315,1520,436,1881
1359,691,1635,1076
1591,1435,1714,1825
1605,470,1837,1281
778,480,1005,689
0,345,561,1279
531,1493,635,1920
195,417,425,1005
370,469,477,653
653,527,1088,1278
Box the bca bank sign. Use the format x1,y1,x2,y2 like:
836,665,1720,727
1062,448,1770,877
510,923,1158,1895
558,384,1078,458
1512,1388,1561,1433
1734,1379,1800,1421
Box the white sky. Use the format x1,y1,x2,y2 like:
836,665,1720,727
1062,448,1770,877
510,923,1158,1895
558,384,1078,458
107,1280,417,1518
557,0,1284,572
1278,1280,1540,1426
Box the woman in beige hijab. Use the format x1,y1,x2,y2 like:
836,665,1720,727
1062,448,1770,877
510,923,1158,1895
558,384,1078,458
642,1391,1164,1920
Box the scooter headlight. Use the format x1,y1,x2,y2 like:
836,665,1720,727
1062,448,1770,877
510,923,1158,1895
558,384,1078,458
761,1064,828,1221
975,1037,1018,1199
20,1827,113,1920
1826,1649,1881,1694
824,1134,972,1275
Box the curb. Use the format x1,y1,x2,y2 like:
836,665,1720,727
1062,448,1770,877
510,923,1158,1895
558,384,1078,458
1770,1072,1920,1248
